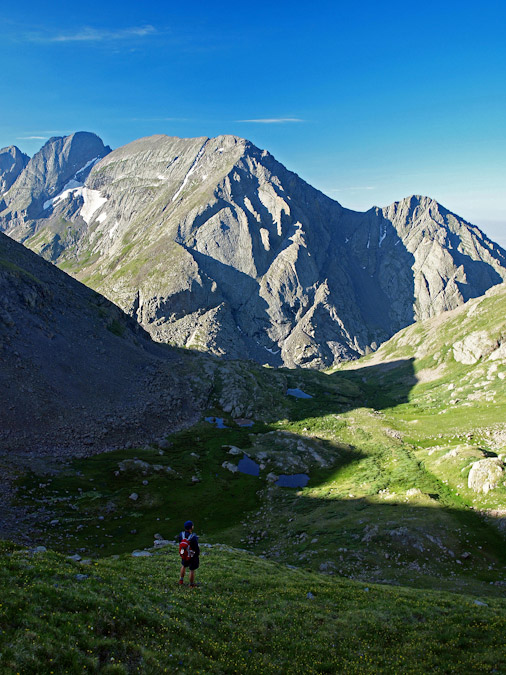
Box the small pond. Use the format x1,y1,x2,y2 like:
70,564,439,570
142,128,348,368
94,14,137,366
276,474,310,488
286,388,313,399
205,417,228,429
237,454,260,476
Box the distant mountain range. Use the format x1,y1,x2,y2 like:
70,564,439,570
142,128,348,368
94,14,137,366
2,132,505,368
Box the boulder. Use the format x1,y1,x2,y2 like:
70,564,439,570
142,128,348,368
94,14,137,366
453,331,498,365
118,459,151,473
406,487,423,497
489,342,506,362
362,525,379,542
234,418,254,427
222,461,239,473
468,458,504,494
33,546,47,554
225,446,243,456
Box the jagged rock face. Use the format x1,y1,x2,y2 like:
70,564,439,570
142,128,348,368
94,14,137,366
379,196,506,320
0,146,29,197
2,133,506,368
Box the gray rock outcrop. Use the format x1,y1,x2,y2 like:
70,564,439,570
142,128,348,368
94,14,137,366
222,461,239,473
453,331,499,364
2,133,506,368
468,458,504,493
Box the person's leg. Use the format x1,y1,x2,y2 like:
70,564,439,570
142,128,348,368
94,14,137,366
179,564,186,584
189,569,195,585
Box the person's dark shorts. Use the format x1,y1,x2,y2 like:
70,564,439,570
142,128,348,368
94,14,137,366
182,557,199,571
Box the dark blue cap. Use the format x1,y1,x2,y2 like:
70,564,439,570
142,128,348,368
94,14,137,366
184,520,193,530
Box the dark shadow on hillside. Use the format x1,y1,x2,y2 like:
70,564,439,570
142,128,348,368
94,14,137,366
277,358,416,421
262,489,506,597
10,349,506,600
335,208,418,335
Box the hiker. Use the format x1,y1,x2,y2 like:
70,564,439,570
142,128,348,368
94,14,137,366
178,520,200,587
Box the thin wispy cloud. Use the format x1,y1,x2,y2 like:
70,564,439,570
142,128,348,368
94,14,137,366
28,25,156,44
16,135,48,140
237,118,305,124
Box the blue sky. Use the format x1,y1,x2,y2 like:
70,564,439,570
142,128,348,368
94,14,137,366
1,0,505,246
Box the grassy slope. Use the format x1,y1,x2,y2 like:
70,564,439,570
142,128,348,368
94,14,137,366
5,285,506,671
16,347,505,596
1,541,505,674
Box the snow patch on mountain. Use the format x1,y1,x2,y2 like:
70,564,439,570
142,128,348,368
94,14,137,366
80,189,107,223
171,140,208,202
379,223,387,247
109,222,119,239
43,186,107,224
76,156,101,176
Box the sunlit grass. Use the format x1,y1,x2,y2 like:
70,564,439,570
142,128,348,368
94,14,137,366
1,541,505,674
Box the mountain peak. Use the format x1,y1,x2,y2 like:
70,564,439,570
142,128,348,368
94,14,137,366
44,129,109,145
396,194,440,209
0,146,30,197
382,194,452,226
0,144,28,158
37,132,112,163
0,132,111,219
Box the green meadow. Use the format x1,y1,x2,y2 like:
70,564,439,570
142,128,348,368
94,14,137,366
3,285,506,671
1,542,505,674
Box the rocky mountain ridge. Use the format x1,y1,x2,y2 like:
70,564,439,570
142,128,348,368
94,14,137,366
2,132,505,368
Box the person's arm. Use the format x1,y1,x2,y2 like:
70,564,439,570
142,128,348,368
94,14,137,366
192,535,200,555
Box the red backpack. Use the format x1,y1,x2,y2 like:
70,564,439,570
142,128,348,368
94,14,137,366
179,532,195,561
